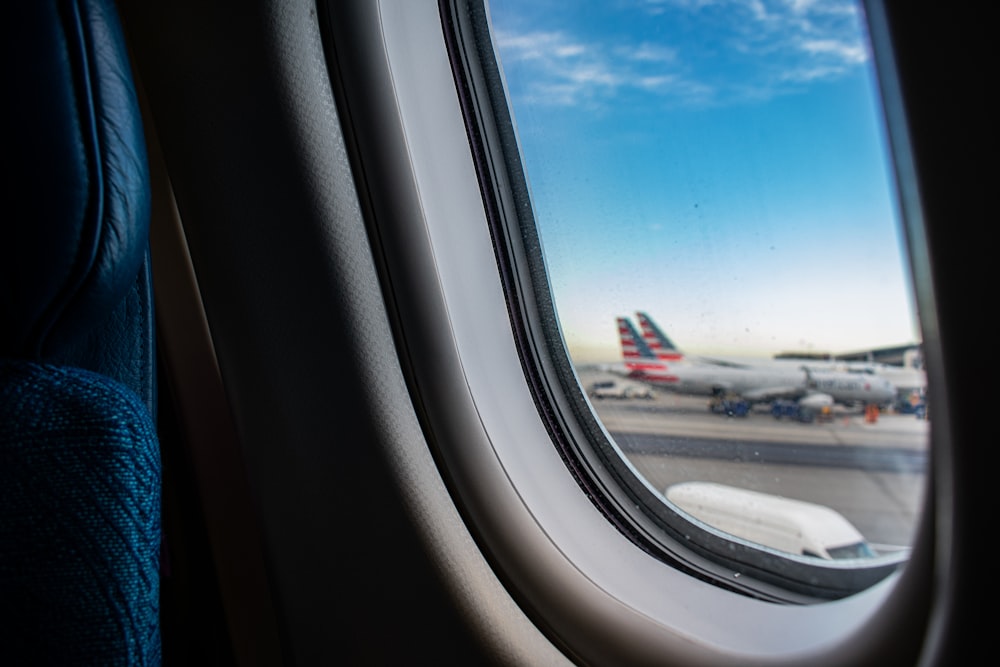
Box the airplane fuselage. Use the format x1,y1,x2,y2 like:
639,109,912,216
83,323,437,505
627,361,896,406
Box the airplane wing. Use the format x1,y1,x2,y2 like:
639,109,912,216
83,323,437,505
799,392,836,409
698,356,756,369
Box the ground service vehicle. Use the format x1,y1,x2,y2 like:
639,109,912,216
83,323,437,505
1,0,988,665
590,380,653,400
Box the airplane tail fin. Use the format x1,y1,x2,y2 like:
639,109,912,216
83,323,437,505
617,316,658,360
636,311,684,361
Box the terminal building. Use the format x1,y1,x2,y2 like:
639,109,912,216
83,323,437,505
776,344,923,370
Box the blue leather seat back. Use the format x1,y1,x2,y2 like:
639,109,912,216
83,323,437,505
1,1,162,664
2,0,155,411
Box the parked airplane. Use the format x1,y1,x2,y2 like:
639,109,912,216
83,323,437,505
636,310,923,405
617,317,897,408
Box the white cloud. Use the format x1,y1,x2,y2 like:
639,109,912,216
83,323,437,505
495,30,577,61
555,44,586,58
784,0,818,14
494,0,867,109
779,64,845,82
495,27,706,108
636,74,677,90
625,42,679,63
743,0,770,21
799,38,867,64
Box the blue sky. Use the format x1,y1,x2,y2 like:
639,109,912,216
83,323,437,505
487,0,919,363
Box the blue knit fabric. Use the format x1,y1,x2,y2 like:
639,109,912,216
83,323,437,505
0,361,161,666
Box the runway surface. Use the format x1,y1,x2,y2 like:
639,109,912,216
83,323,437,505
579,370,930,549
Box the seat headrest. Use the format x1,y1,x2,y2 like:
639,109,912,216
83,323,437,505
1,1,151,361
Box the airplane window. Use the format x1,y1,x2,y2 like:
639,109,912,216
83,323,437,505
481,0,926,598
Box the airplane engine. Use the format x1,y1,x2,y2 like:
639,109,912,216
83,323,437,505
799,393,835,410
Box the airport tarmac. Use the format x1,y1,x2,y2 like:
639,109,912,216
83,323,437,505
581,371,929,451
577,370,929,550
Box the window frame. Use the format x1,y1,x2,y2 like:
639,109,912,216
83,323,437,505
442,0,912,602
319,0,938,663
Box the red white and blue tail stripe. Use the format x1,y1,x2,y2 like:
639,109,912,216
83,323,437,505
616,316,678,383
618,316,656,360
636,311,684,361
617,316,670,372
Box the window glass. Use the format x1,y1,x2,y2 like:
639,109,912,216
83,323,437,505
487,0,926,582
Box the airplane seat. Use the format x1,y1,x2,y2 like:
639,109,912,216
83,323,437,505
1,1,161,664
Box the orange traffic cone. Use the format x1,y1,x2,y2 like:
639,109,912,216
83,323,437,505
864,404,879,424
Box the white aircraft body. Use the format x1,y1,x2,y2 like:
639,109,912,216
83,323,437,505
615,316,897,408
634,311,922,404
